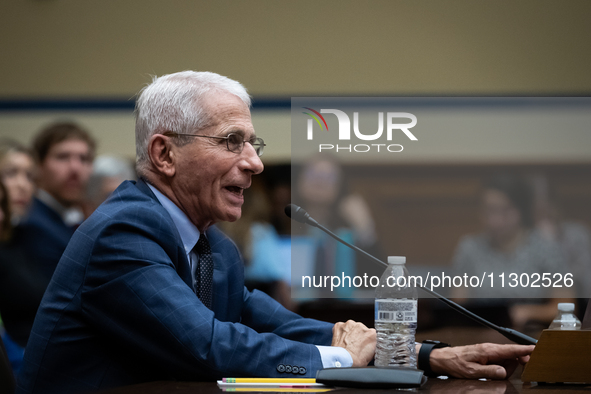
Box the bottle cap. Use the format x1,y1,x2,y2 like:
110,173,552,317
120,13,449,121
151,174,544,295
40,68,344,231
557,303,575,312
387,256,406,265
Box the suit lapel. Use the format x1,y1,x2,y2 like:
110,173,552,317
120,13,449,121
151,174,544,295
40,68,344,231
207,227,233,318
134,180,243,314
134,179,194,291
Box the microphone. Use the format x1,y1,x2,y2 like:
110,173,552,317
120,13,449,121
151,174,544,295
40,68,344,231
285,204,319,227
285,204,537,346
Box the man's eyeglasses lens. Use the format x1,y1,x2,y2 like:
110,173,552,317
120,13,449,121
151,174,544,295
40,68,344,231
166,132,265,157
227,134,265,157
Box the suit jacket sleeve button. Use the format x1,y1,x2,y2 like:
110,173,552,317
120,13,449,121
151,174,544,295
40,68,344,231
292,365,299,374
299,367,307,375
285,365,292,373
277,364,285,373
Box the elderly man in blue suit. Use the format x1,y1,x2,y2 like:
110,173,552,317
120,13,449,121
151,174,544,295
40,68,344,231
17,71,533,393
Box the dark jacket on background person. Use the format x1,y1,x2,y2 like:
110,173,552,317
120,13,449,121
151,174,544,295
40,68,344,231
14,197,76,281
0,231,49,347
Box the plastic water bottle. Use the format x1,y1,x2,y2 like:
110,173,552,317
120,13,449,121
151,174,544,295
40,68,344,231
374,256,418,368
548,303,581,330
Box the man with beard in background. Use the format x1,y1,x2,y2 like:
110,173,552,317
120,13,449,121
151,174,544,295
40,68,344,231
15,122,95,281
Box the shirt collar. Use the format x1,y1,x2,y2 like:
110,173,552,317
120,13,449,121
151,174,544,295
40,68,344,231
36,189,84,226
147,183,200,255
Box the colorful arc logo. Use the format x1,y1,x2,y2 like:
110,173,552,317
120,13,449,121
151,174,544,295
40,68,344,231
302,107,329,131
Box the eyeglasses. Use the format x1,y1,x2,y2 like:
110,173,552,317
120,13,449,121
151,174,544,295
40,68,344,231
164,131,265,157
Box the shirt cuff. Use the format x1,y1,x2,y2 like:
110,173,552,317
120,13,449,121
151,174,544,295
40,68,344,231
315,346,353,369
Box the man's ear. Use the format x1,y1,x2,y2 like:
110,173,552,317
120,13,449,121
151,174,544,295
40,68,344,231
148,134,176,178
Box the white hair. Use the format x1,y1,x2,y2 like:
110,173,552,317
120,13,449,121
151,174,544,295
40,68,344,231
87,155,136,203
92,155,136,181
134,71,251,177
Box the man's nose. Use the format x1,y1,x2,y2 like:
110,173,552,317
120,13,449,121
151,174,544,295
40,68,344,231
68,156,86,173
16,173,30,189
241,143,264,175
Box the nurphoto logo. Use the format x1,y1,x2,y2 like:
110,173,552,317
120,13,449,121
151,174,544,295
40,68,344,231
302,107,418,153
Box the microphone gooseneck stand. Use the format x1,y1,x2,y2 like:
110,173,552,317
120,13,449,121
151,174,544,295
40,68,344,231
285,204,537,346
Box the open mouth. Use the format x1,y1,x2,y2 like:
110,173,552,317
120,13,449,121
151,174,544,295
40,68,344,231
225,186,244,195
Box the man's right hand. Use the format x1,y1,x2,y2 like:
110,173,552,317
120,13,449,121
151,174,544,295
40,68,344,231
331,320,376,367
429,343,535,379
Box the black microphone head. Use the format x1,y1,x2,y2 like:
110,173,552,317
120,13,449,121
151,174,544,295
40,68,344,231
285,204,317,227
284,204,294,219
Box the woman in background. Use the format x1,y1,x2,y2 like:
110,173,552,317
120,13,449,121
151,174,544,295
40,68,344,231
0,179,48,374
0,139,35,224
293,157,383,298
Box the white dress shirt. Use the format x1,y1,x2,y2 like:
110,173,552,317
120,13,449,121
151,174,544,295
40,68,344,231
37,189,85,227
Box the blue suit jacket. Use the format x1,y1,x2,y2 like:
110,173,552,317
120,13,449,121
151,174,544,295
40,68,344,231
14,197,76,281
17,180,333,393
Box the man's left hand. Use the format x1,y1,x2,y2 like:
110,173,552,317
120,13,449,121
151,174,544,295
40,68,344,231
428,343,535,379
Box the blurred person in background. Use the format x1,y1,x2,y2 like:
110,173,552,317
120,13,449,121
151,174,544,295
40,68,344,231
293,156,382,297
0,180,47,373
82,155,136,217
0,181,11,241
0,139,40,372
260,164,292,237
452,174,574,332
14,122,95,281
296,158,378,248
532,174,591,313
0,139,36,224
219,173,294,311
